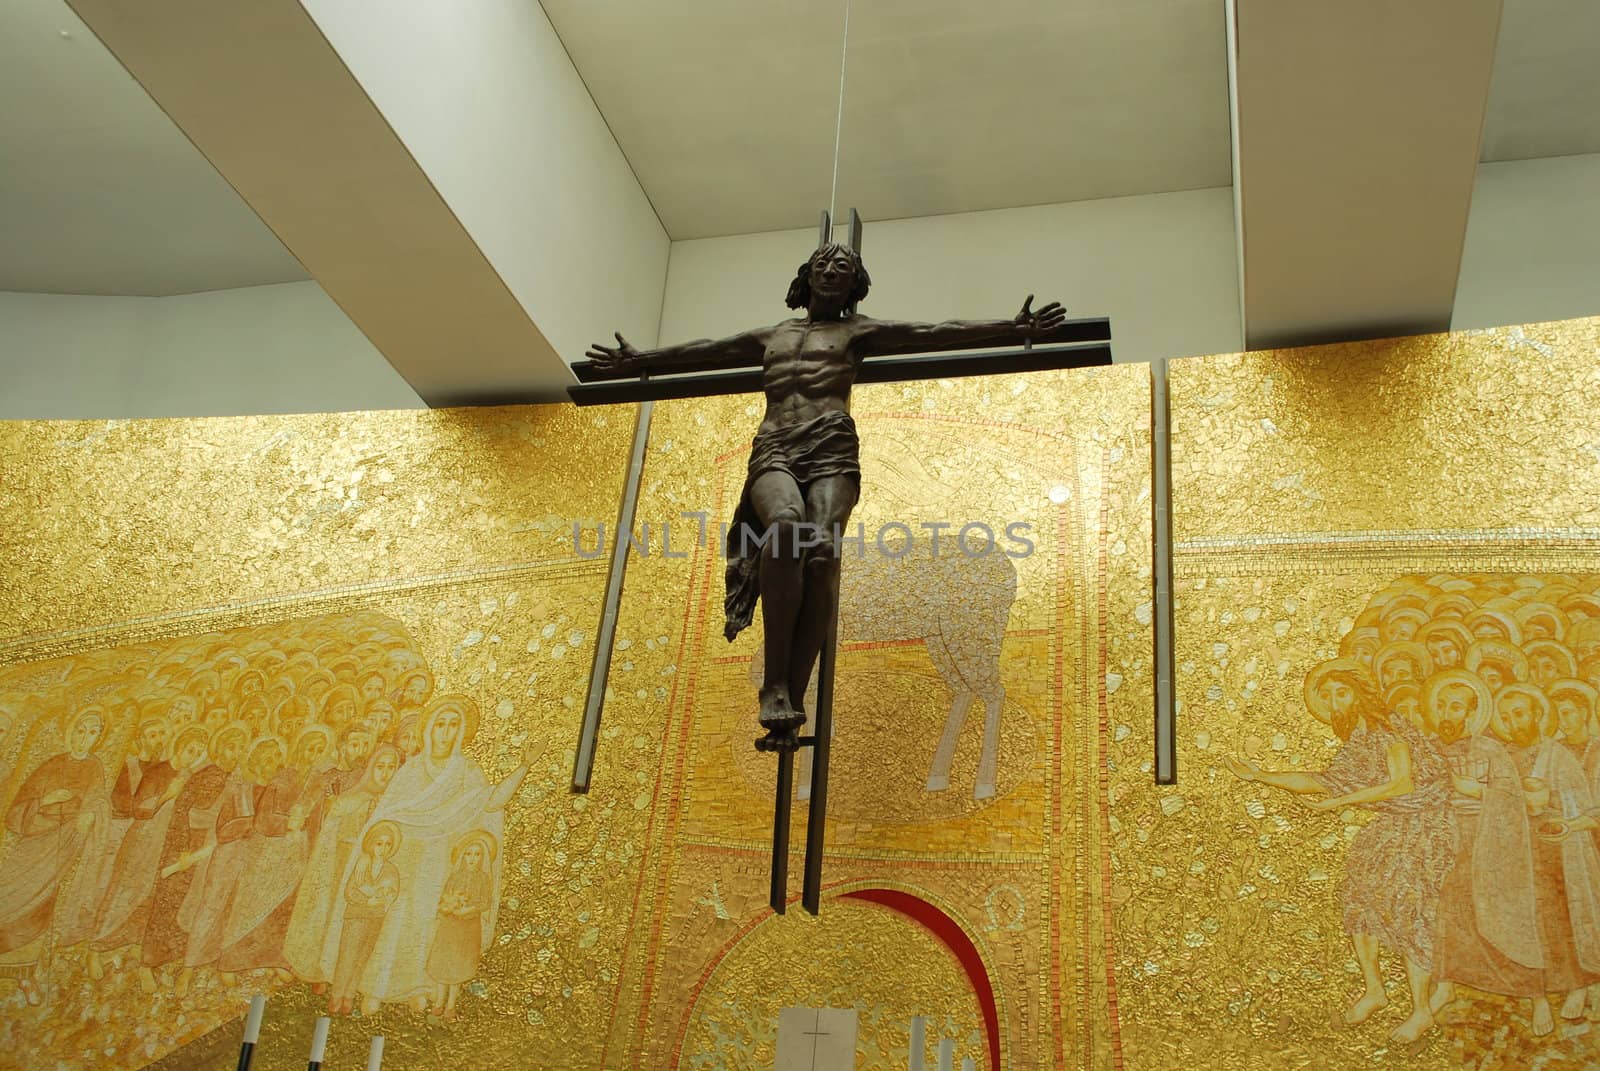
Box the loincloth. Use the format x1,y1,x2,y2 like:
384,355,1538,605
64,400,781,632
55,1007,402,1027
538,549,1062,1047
723,409,861,641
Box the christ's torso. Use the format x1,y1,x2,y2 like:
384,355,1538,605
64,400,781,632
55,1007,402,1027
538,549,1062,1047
759,317,862,432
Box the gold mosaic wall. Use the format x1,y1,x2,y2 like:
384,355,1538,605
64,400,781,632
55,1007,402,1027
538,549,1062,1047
1114,317,1600,1071
0,406,637,1070
0,362,1150,1071
8,314,1597,1071
597,366,1151,1070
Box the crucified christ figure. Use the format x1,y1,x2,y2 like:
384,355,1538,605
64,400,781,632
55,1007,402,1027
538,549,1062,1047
587,242,1070,750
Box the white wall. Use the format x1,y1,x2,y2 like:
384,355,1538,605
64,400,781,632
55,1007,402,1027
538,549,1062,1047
659,187,1242,364
300,0,669,363
0,282,421,419
1453,153,1600,331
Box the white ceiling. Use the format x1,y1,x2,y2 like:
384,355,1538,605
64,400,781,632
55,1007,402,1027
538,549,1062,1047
0,0,305,295
2,0,1597,299
1480,0,1600,161
541,0,1235,240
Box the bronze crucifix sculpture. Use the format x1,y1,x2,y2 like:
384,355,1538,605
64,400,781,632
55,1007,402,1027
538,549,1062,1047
586,236,1075,753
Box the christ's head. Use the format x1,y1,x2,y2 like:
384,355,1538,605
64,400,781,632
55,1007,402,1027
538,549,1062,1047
786,243,870,316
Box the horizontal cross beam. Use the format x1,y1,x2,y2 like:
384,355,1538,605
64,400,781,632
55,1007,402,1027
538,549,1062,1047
567,339,1113,407
569,316,1110,384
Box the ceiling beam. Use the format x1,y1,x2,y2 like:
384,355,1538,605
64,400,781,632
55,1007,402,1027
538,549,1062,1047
65,0,573,406
1231,0,1504,349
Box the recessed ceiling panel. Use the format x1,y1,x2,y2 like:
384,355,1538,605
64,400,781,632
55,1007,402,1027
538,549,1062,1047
1480,0,1600,161
0,0,306,295
541,0,1233,239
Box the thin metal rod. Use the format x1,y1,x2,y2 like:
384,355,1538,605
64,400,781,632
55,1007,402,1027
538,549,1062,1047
771,749,796,913
802,612,838,915
572,400,654,791
828,0,853,225
1151,358,1176,783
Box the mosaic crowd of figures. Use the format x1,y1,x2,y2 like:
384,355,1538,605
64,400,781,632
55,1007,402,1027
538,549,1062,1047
0,613,537,1021
1230,573,1600,1047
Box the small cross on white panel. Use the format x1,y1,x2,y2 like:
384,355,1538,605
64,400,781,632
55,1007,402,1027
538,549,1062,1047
775,1006,859,1071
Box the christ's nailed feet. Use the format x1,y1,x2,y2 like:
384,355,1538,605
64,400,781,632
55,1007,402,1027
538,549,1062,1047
756,687,806,752
755,727,805,753
758,686,805,736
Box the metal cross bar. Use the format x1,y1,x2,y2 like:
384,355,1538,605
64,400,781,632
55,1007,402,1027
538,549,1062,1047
567,338,1112,406
569,319,1110,384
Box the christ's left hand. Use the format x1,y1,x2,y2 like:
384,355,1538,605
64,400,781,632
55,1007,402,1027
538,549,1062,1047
1014,295,1067,339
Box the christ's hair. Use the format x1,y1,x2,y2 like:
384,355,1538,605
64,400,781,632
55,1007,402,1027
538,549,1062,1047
785,243,871,310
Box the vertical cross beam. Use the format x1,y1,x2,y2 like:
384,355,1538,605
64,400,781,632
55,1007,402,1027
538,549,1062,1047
771,208,859,915
770,746,796,913
801,613,838,914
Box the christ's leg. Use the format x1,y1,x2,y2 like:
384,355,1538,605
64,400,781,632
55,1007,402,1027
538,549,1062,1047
784,476,859,720
1345,933,1388,1024
748,471,808,737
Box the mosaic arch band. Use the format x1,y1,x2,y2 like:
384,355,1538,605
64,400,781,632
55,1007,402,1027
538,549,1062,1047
1229,572,1600,1047
0,613,539,1023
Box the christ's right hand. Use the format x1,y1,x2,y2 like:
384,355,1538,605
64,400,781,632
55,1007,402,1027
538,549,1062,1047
585,332,641,375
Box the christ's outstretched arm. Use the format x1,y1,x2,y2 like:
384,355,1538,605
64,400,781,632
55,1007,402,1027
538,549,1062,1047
852,296,1069,358
585,326,772,376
